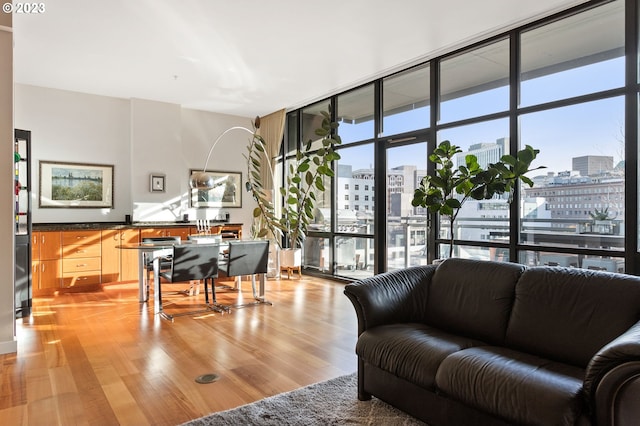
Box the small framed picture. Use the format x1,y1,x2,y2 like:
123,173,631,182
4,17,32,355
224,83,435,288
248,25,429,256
150,174,165,192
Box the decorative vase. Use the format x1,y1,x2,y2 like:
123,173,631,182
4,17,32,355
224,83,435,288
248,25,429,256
279,247,302,279
280,248,302,268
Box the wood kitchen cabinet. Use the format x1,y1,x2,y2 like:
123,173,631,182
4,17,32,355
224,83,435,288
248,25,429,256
61,230,102,288
216,223,242,240
140,224,242,241
31,231,62,291
31,224,244,293
139,226,195,241
101,228,140,283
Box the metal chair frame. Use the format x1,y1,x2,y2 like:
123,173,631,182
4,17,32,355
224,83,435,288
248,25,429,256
142,236,181,300
218,240,272,309
154,243,228,321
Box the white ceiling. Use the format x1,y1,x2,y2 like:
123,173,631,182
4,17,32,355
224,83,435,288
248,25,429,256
12,0,588,118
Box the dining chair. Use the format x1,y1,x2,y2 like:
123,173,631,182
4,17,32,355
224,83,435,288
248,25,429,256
154,243,227,320
141,236,181,300
142,236,180,279
218,240,272,309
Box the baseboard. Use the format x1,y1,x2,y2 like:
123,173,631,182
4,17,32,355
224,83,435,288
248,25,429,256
0,338,17,355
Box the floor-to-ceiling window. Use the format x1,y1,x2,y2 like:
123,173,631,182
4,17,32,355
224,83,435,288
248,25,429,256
284,0,639,279
436,37,511,261
517,0,626,272
297,101,333,272
386,141,429,271
382,64,431,271
331,85,376,279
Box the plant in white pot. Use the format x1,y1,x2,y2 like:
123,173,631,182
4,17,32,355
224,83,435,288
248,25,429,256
588,206,618,235
246,109,342,270
411,140,544,260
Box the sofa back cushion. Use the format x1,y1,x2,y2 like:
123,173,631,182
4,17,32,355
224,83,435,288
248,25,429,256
505,267,640,367
425,258,525,345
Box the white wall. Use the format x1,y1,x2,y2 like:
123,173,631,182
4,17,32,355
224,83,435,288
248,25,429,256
14,85,257,232
180,108,255,227
15,85,131,223
130,98,182,222
0,12,17,354
3,85,259,355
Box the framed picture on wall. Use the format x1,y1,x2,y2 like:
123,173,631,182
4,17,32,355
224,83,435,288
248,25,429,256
189,169,242,208
149,173,166,192
39,161,114,208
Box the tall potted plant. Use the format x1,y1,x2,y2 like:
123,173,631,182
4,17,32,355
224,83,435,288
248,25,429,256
411,140,544,259
245,109,341,268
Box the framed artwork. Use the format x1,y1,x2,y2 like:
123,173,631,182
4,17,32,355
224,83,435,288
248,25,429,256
39,161,114,208
189,169,242,208
150,173,166,192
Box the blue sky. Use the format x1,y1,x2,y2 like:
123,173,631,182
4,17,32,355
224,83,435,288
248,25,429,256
336,57,626,175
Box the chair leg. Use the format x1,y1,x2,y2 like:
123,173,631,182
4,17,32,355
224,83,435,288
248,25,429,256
161,278,229,321
251,275,257,299
216,276,240,292
206,278,231,314
229,273,272,310
178,281,199,296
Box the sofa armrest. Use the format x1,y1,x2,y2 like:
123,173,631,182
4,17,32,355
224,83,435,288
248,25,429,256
584,321,640,422
343,265,436,335
593,361,640,425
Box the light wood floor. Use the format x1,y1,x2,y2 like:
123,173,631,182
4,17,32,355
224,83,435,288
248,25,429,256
0,275,358,425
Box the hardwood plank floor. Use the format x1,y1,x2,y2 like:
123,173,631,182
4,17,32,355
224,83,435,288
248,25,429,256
0,276,358,425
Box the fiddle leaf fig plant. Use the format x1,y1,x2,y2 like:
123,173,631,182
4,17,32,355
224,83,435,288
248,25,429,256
411,140,544,258
246,109,341,250
244,116,281,243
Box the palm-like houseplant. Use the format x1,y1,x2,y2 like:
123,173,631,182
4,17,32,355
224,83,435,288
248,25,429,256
589,207,617,221
245,109,342,258
411,140,544,259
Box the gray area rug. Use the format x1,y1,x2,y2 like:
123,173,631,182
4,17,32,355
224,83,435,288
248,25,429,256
181,372,427,425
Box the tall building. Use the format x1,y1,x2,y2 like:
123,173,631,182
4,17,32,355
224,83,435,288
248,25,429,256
525,174,624,225
337,164,375,214
455,138,508,169
572,155,614,176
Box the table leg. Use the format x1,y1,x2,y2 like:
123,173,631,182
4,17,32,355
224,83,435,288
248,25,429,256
138,250,146,302
153,256,162,316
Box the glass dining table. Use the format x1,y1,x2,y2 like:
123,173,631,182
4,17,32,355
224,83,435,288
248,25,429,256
117,238,268,315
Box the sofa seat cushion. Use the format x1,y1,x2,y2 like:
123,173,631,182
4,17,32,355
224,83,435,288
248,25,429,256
356,323,485,389
436,346,586,426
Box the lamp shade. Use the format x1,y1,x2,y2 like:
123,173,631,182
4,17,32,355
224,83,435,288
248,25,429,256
189,171,216,190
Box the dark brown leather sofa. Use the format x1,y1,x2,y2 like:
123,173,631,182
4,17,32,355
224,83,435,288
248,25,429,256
344,258,640,425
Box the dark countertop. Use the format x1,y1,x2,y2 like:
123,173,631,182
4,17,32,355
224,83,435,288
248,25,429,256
33,221,241,231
